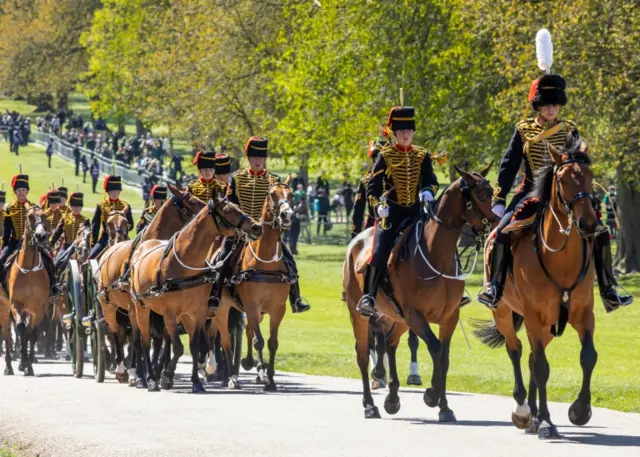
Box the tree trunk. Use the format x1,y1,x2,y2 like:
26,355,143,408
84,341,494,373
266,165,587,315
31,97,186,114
614,164,640,273
135,119,148,136
117,119,126,136
299,152,309,187
56,92,69,111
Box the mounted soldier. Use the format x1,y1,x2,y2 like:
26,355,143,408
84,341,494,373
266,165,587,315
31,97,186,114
51,192,91,273
0,175,61,296
477,30,632,313
0,189,6,247
213,153,232,185
351,127,388,239
210,136,310,315
57,186,71,217
43,191,64,235
88,175,134,259
187,151,228,202
136,185,167,234
356,106,439,317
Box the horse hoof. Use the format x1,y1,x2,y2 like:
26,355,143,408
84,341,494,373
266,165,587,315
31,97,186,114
511,403,532,429
371,379,386,390
423,388,439,408
364,405,381,419
136,378,148,389
568,401,592,426
439,410,457,423
406,374,423,386
18,361,24,372
128,378,137,387
147,380,160,392
160,371,174,390
229,377,241,390
384,395,401,415
263,382,277,392
371,367,386,383
24,366,34,377
525,417,541,434
115,372,129,384
241,357,254,372
192,383,206,393
255,374,265,385
538,421,561,440
206,374,216,383
4,367,14,376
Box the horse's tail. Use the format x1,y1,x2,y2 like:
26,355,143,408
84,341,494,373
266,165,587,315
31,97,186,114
228,306,244,334
470,312,524,348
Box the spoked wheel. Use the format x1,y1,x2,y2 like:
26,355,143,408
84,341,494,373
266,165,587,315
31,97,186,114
67,260,84,378
85,259,106,383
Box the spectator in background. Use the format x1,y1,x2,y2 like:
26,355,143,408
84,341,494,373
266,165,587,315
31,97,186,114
307,183,316,220
171,154,184,180
142,178,151,202
342,181,354,221
73,142,81,176
316,174,330,195
293,183,306,204
331,189,344,223
316,188,330,236
90,159,100,193
45,137,54,168
291,173,306,190
81,154,89,183
290,195,309,255
11,127,22,155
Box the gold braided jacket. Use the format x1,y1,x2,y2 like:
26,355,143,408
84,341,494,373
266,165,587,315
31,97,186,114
45,208,64,234
377,144,433,207
187,178,227,202
517,118,577,172
61,213,90,244
5,201,32,240
229,169,278,221
98,199,129,224
0,209,5,247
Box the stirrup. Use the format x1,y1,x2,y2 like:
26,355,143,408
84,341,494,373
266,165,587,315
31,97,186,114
291,297,310,314
476,283,499,310
356,295,377,318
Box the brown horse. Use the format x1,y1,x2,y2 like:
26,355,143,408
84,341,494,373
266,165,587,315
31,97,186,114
95,184,206,385
130,194,262,392
215,179,296,391
1,205,52,376
343,165,494,419
473,139,598,439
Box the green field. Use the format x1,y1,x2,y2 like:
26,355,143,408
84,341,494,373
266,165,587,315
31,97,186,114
3,98,638,414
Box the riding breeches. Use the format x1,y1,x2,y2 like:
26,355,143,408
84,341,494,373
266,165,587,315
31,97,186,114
494,191,528,244
89,233,109,259
368,204,418,269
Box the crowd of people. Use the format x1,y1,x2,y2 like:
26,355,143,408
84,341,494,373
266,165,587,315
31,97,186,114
1,110,31,155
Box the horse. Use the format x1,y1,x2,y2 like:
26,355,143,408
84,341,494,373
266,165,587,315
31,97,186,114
95,184,206,385
343,164,494,419
130,194,262,392
214,179,296,391
472,139,598,439
1,205,52,376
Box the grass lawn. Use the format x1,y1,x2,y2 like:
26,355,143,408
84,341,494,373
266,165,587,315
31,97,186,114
0,446,16,457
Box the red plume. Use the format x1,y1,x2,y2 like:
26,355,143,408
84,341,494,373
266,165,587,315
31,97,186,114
244,136,262,155
528,78,540,102
39,193,48,206
103,175,111,191
10,175,18,189
150,185,160,195
386,106,400,127
192,151,203,166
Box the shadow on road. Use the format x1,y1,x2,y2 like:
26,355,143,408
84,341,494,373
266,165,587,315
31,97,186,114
391,417,513,427
553,431,640,447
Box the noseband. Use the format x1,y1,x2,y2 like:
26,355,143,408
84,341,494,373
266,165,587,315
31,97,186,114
263,184,292,229
554,159,594,218
459,176,495,239
107,214,129,244
208,199,249,235
171,191,200,221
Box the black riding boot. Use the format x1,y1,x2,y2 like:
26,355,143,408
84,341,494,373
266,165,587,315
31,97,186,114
43,253,63,297
283,242,310,313
594,234,633,313
208,239,235,316
356,264,383,318
477,241,508,309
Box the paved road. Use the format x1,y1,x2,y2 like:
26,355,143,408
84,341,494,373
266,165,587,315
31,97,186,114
0,358,638,457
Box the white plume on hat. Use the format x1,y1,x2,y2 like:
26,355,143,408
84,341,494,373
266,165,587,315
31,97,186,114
535,29,553,74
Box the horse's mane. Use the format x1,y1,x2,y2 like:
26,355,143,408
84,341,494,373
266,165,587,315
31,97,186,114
529,137,591,203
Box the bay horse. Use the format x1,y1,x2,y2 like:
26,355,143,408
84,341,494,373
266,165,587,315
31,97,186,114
343,164,494,419
1,205,52,376
129,195,262,392
95,184,206,385
216,179,295,391
473,139,598,439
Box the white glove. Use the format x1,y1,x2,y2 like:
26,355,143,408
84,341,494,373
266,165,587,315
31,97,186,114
419,190,434,202
492,204,506,218
377,205,389,218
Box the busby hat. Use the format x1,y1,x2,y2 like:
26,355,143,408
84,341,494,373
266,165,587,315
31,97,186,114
103,175,122,192
214,153,231,175
57,186,68,199
387,106,415,132
244,136,268,158
47,191,61,205
151,185,167,200
69,192,84,207
528,29,568,110
11,174,29,191
192,151,216,170
0,190,6,204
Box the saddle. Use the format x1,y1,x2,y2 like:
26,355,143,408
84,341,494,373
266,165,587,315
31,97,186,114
3,250,19,272
502,197,542,234
355,220,414,275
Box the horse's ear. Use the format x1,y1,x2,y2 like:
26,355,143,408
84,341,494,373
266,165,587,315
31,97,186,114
547,142,564,166
168,183,180,196
284,174,292,187
478,161,493,178
453,164,472,181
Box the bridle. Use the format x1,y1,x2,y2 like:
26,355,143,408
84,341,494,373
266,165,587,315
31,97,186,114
262,183,293,230
171,190,201,223
207,198,249,236
106,213,130,245
540,157,595,252
25,207,48,249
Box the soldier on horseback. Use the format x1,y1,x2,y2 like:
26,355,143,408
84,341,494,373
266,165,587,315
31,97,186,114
51,192,90,273
357,106,439,317
136,185,167,233
188,151,229,202
211,137,311,314
88,175,134,259
0,190,5,245
477,72,633,313
351,128,388,239
57,186,70,217
43,191,64,234
0,175,61,296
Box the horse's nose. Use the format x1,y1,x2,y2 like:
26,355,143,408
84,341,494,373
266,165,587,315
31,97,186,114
250,223,263,239
578,217,597,236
